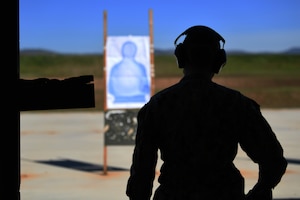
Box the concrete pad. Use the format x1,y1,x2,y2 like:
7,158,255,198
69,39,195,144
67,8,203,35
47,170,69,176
20,109,300,200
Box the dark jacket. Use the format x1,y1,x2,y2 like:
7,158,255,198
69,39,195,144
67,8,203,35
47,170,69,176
126,75,287,200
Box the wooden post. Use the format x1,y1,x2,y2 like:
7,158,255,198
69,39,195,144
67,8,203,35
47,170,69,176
102,9,154,175
103,10,108,175
103,10,108,112
149,9,155,96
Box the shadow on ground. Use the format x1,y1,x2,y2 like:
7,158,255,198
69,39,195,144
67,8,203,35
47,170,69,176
22,158,129,173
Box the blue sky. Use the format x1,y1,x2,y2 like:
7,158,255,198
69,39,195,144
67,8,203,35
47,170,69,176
20,0,300,54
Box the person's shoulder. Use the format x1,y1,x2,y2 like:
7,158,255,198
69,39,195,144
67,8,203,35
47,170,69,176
212,82,260,108
139,83,182,113
212,82,241,97
138,84,178,116
152,82,181,100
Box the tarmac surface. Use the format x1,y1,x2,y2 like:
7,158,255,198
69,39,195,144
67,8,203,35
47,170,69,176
20,109,300,200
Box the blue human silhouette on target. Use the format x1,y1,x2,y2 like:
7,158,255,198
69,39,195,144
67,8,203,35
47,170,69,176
108,40,150,103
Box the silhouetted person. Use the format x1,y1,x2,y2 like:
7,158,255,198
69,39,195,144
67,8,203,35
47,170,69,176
126,25,287,200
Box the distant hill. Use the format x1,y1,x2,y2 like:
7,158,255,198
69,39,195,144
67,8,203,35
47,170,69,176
154,47,300,55
283,47,300,54
20,48,59,55
20,47,300,56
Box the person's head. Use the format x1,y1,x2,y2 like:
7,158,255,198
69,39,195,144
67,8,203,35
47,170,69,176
174,25,227,75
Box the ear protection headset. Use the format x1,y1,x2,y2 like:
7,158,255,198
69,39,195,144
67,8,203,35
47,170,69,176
174,25,227,73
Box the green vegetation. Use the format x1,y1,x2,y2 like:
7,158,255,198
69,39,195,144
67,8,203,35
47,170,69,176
20,54,300,78
20,53,300,110
222,54,300,77
155,54,300,77
20,54,103,78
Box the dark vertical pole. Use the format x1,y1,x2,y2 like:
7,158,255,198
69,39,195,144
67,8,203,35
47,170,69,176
16,0,21,198
149,9,155,96
3,0,21,199
103,10,108,175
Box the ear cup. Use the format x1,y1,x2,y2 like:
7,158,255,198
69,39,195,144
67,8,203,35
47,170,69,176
213,49,227,73
174,43,187,68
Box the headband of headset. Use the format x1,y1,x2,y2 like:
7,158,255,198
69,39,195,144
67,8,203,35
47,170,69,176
174,25,225,47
